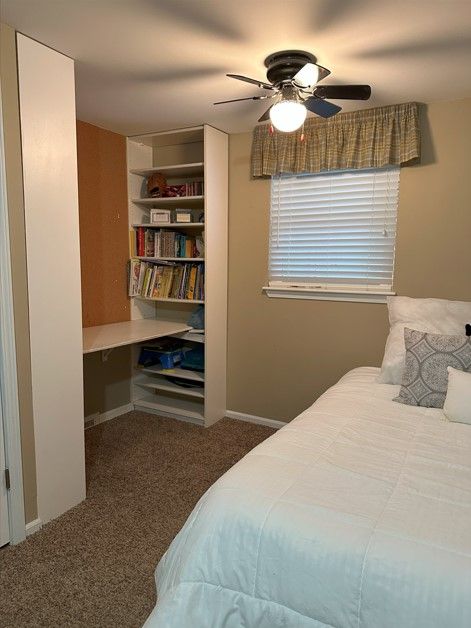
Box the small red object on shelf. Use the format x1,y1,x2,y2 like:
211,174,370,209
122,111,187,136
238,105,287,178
164,184,186,198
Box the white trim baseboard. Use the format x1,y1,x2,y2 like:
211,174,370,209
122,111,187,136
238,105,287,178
25,517,42,537
84,403,134,430
225,410,286,430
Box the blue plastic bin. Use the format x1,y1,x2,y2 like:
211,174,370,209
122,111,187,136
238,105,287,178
138,347,184,369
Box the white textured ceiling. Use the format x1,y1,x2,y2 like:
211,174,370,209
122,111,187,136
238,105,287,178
2,0,471,135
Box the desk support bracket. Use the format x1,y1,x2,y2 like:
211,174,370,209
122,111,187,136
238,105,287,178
101,348,114,362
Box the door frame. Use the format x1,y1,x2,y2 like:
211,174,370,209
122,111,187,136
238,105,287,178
0,82,26,544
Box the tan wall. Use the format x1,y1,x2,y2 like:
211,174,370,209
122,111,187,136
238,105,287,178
83,347,132,417
76,120,132,416
0,23,38,523
394,101,471,297
227,99,471,422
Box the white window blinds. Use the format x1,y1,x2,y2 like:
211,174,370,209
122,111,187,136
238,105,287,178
269,167,400,292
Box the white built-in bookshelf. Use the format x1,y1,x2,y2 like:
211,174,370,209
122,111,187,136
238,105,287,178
127,125,228,426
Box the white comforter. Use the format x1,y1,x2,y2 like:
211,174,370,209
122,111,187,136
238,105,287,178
144,368,471,628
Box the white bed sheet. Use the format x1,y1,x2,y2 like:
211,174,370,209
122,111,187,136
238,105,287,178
144,368,471,628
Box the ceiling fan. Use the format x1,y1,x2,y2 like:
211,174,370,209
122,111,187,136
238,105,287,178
214,50,371,132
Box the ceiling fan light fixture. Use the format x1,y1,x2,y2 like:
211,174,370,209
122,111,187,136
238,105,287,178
269,99,307,132
292,62,319,89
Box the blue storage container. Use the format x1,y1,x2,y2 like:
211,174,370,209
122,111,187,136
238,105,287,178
138,346,184,369
180,345,205,372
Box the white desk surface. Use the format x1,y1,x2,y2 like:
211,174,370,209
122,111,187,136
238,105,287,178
82,319,192,354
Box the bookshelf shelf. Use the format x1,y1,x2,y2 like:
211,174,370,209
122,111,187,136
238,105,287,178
135,256,204,262
134,394,204,424
128,124,227,427
135,295,204,304
130,162,204,178
173,330,205,344
132,223,205,228
131,126,204,148
137,378,205,399
132,196,204,206
141,365,205,382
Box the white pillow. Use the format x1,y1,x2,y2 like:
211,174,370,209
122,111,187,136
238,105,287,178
378,296,471,384
444,367,471,425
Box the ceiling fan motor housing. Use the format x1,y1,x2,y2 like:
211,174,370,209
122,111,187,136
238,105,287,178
264,50,317,85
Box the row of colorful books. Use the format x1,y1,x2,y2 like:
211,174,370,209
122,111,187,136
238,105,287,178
134,227,204,259
128,260,204,301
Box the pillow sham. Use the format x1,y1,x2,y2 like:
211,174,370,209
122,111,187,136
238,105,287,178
444,367,471,425
378,296,471,384
394,328,471,408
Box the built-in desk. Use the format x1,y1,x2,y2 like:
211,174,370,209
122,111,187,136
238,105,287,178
82,319,191,354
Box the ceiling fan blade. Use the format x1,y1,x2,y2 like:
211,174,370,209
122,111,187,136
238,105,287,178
214,95,270,105
314,85,371,100
258,106,273,122
304,97,342,118
226,73,275,90
316,64,331,83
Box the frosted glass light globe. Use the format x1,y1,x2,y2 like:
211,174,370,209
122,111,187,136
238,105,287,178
293,63,319,89
269,100,307,132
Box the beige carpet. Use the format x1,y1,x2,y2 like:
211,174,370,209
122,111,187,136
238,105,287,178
0,412,274,628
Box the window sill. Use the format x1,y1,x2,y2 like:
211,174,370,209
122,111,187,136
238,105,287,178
262,286,396,304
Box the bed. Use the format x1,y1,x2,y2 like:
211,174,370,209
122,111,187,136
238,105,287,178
144,367,471,628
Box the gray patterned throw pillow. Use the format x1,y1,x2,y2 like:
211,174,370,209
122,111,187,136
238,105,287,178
394,328,471,408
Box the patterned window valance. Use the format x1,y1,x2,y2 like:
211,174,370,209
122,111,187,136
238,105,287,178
251,102,420,177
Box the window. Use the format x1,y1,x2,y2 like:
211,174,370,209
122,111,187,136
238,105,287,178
266,167,400,302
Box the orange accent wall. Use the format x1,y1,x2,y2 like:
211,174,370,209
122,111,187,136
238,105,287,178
77,120,130,327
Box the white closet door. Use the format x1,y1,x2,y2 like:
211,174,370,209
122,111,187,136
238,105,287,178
0,388,9,547
17,34,85,523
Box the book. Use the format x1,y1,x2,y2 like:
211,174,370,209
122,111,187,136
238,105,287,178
185,238,193,258
161,266,173,298
129,229,136,257
145,229,155,257
137,261,147,294
195,234,204,257
152,266,164,298
154,229,161,257
169,265,183,299
128,259,140,296
142,266,153,296
137,227,145,257
187,265,197,299
147,266,158,297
